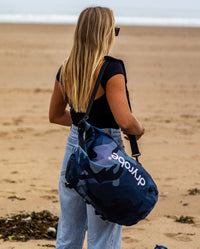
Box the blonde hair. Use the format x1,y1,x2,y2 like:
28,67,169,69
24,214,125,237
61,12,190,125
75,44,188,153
60,7,115,112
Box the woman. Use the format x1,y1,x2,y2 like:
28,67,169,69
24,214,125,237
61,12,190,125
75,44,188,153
49,6,145,249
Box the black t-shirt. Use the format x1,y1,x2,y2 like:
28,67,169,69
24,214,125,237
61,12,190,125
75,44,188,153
56,56,129,129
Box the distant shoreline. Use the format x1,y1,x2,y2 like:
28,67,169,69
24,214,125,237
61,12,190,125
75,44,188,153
1,22,200,33
1,14,200,27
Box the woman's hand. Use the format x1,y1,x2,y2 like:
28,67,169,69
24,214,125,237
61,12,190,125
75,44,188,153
123,127,145,141
135,127,145,140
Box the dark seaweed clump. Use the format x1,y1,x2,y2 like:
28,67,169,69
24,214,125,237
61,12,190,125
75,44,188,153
0,210,58,241
175,215,194,224
188,188,200,195
166,215,195,224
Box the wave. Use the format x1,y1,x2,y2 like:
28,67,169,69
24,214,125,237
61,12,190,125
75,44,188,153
116,16,200,27
0,14,78,24
1,14,200,27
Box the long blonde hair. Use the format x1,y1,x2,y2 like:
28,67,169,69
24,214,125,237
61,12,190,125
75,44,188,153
61,7,115,112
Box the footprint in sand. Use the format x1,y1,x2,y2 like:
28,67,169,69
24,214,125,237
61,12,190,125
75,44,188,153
12,117,24,126
122,236,140,243
0,131,8,137
2,122,11,126
11,171,19,174
165,232,194,242
40,195,58,201
46,189,58,195
3,179,16,183
9,147,15,150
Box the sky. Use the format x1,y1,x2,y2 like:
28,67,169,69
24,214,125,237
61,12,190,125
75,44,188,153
1,0,200,16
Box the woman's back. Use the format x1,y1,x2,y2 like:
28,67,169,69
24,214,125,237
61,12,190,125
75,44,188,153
56,56,127,129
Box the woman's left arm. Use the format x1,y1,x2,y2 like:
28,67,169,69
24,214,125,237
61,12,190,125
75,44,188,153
49,79,72,126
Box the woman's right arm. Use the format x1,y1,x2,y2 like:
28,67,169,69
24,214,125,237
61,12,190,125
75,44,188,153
49,79,72,126
106,74,144,138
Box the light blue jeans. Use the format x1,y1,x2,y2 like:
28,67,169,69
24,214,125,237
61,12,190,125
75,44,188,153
56,124,125,249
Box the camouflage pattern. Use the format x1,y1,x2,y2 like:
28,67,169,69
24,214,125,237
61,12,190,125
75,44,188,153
154,245,168,249
65,120,158,226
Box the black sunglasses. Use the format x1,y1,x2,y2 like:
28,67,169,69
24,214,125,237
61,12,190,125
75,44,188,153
115,27,120,36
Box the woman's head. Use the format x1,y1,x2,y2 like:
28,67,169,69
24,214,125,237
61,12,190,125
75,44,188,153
61,7,115,112
75,7,115,56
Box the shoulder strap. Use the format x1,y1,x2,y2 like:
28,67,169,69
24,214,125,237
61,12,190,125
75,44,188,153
81,58,141,160
83,60,109,120
104,57,141,160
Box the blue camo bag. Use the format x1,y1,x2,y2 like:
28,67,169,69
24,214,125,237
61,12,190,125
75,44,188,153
65,59,158,226
65,120,158,226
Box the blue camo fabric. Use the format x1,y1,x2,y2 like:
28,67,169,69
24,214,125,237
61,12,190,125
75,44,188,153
65,120,158,226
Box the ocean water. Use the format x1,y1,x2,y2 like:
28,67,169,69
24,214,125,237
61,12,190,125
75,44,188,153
0,0,200,27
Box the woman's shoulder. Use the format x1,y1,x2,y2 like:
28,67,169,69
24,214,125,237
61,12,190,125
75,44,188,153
103,56,127,82
101,56,127,90
104,56,124,66
104,56,126,75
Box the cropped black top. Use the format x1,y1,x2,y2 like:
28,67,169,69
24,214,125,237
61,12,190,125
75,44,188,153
56,56,129,129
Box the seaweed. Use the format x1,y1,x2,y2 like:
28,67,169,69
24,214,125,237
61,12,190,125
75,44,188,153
188,188,200,195
0,210,58,241
166,215,194,224
175,216,194,224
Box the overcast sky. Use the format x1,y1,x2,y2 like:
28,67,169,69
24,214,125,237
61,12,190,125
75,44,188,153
1,0,200,14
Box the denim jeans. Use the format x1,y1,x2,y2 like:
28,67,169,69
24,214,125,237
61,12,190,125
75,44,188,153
56,124,125,249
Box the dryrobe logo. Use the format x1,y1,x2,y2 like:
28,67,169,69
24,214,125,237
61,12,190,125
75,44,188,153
111,152,146,186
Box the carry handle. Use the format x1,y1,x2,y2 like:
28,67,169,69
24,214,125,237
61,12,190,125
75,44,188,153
128,135,141,162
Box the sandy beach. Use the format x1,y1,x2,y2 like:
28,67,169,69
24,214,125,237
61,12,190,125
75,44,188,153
0,23,200,249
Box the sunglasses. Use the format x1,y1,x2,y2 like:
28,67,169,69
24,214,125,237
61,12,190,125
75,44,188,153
115,27,120,36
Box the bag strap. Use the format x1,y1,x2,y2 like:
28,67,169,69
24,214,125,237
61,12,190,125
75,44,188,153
83,60,109,121
79,58,141,161
78,60,109,151
128,98,141,160
128,135,141,161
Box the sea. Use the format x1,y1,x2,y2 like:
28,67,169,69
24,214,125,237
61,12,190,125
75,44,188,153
0,0,200,27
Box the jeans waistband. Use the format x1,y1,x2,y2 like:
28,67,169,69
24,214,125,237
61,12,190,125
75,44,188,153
70,124,121,136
